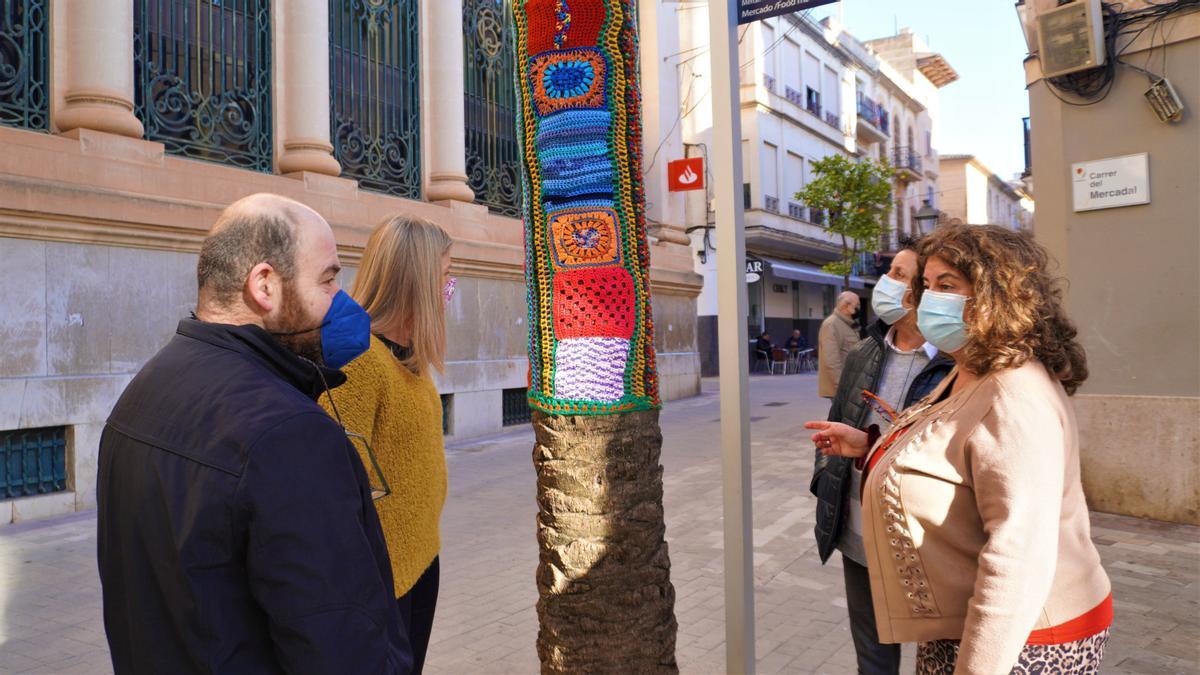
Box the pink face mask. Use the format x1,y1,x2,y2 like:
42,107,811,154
443,277,457,307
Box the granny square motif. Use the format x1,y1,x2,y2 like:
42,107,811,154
529,48,606,116
548,207,622,268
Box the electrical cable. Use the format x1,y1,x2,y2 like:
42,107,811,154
1044,0,1199,105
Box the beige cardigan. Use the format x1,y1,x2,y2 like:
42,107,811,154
861,360,1110,674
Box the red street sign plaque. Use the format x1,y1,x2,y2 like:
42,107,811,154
668,157,705,192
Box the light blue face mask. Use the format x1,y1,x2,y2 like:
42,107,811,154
871,273,910,325
917,290,971,353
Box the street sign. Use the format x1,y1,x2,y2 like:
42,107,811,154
668,157,705,192
737,0,839,25
1071,153,1150,212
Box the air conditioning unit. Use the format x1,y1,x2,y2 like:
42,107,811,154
1037,0,1106,78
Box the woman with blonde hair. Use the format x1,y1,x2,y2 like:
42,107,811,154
806,224,1111,674
320,214,454,672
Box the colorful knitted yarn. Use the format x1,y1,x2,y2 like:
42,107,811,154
514,0,659,415
525,0,605,53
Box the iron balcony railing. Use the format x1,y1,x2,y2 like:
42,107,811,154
464,0,520,217
893,146,923,176
824,111,839,129
134,0,273,172
763,73,776,93
784,86,803,107
331,0,422,199
0,0,49,131
787,201,806,220
764,195,779,213
855,94,890,136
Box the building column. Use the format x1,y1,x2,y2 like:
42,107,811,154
54,0,144,138
423,0,475,203
277,0,341,176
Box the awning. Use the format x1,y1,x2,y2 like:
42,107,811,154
760,256,867,289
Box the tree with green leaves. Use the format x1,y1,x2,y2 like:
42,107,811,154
794,154,894,287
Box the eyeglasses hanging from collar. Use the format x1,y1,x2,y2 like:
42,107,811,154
343,431,391,501
861,389,899,426
311,360,391,501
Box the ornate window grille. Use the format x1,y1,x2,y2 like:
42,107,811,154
0,0,48,131
134,0,273,172
463,0,520,217
330,0,421,199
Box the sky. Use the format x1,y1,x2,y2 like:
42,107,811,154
810,0,1031,181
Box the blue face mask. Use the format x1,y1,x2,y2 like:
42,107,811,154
917,290,971,353
871,273,910,325
319,290,372,370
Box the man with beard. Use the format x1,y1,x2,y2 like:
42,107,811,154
97,193,412,674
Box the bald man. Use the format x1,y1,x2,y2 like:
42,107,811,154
97,194,412,674
818,291,861,397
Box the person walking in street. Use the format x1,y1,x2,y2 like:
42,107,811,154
319,215,453,673
806,224,1112,674
818,291,862,397
97,193,412,674
810,237,953,674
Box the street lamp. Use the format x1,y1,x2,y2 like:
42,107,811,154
915,200,940,233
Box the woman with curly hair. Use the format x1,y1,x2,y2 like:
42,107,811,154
806,224,1112,674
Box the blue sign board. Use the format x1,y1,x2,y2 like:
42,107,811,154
737,0,839,25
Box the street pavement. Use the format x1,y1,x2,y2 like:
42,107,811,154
1,373,1197,674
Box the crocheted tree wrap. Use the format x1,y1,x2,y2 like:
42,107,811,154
515,0,659,415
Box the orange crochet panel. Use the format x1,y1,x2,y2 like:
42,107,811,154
552,267,636,340
524,0,606,53
549,207,622,268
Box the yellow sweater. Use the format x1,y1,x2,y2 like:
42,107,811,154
318,336,446,597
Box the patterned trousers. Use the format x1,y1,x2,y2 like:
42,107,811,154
915,629,1109,674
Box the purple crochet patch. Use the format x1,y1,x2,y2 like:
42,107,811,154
553,338,629,402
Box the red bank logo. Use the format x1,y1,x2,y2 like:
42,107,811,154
668,157,705,192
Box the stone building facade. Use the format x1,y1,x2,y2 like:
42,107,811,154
0,0,701,524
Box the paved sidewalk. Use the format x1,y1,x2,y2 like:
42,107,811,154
1,374,1198,674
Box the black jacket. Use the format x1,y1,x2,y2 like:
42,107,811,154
97,319,411,674
808,319,954,563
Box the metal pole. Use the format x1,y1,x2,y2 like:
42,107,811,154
706,2,755,673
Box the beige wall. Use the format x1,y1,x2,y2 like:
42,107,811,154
1025,21,1199,523
0,0,704,524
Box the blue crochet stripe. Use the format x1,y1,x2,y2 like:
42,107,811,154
543,176,614,201
537,140,610,161
543,198,615,215
544,194,615,213
537,110,612,135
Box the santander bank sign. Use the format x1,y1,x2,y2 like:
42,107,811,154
667,157,705,192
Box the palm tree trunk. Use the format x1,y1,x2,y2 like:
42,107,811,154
532,410,678,673
511,1,679,670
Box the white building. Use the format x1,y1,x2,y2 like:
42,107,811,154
663,7,957,374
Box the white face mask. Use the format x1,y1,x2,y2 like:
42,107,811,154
916,290,971,353
871,273,910,325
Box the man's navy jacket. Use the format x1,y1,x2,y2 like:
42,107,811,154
97,319,411,674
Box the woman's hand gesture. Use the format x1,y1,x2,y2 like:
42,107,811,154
804,421,870,458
